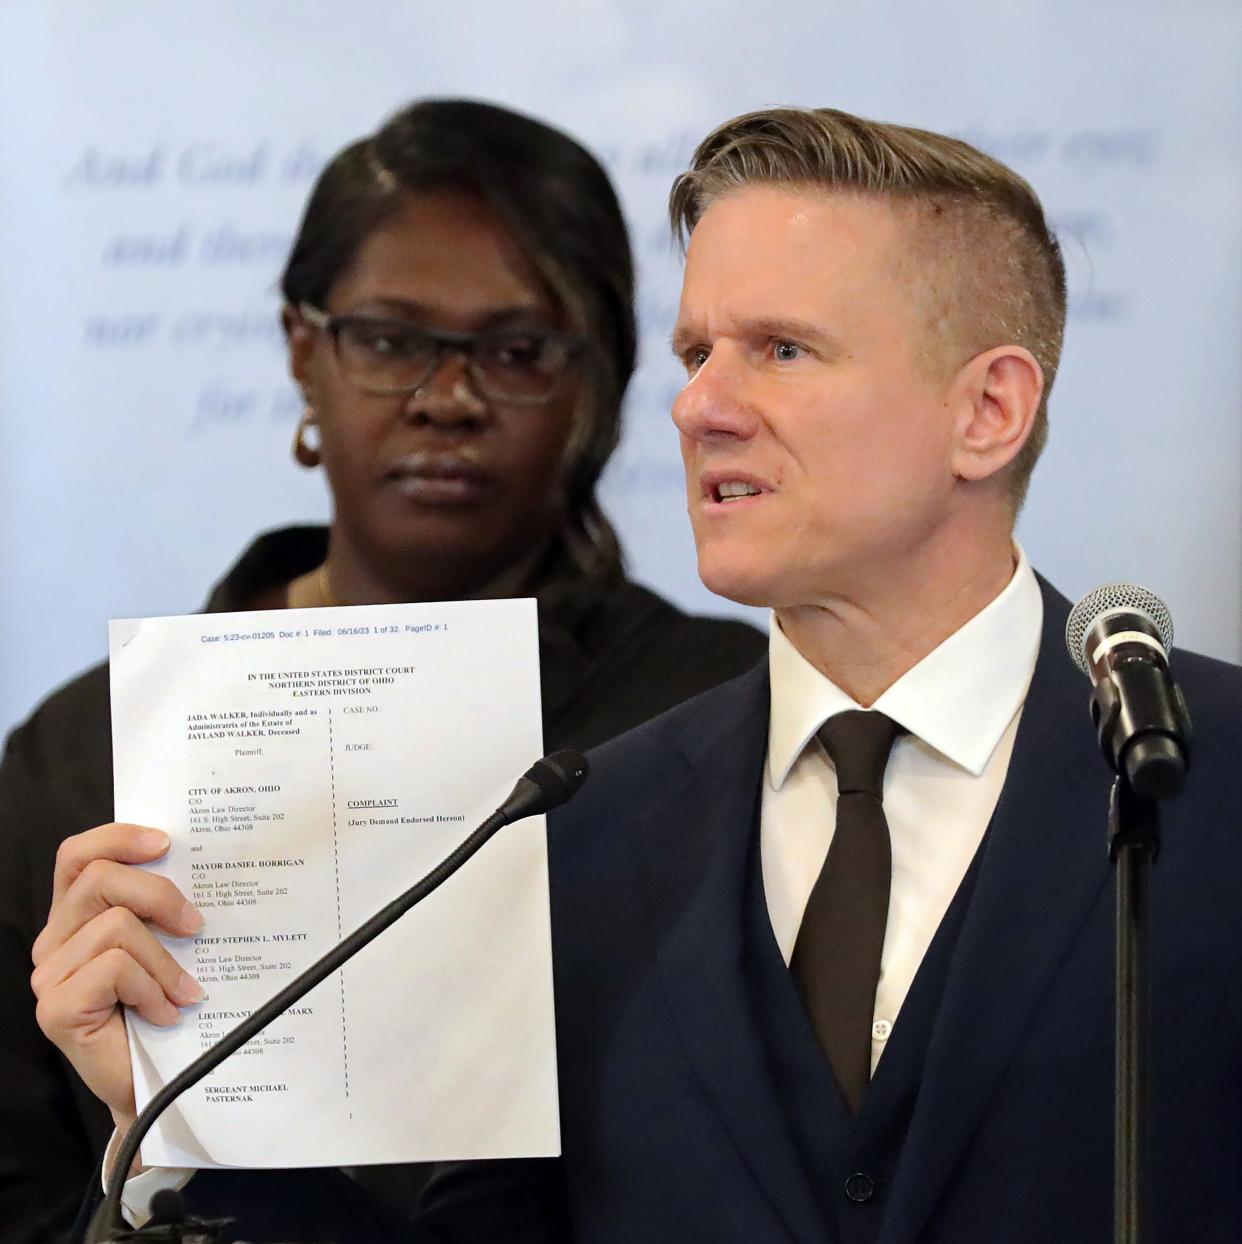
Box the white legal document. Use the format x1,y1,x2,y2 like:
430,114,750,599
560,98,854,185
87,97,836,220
109,599,557,1169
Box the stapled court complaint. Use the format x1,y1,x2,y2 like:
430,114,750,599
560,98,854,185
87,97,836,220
107,597,556,1169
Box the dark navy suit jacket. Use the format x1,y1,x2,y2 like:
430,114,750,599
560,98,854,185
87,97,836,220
101,581,1242,1242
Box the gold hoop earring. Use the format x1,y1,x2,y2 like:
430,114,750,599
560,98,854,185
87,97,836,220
293,407,321,468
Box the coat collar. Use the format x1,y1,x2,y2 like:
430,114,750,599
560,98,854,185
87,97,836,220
877,576,1111,1243
640,661,833,1244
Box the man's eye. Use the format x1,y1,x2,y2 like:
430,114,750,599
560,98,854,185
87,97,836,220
772,339,804,362
683,346,710,374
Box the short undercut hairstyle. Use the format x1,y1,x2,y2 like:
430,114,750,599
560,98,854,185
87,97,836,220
669,107,1067,511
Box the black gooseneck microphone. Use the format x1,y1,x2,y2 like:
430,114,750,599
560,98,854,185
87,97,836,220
86,750,589,1243
1064,583,1192,800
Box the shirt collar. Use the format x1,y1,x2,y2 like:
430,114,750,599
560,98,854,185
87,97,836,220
767,544,1043,787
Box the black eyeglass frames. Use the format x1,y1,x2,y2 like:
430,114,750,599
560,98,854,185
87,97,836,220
298,304,584,405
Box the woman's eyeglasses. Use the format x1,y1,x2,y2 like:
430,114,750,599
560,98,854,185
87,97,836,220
299,304,584,405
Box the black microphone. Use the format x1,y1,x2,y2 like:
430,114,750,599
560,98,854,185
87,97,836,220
1065,585,1192,800
498,749,589,821
87,750,589,1242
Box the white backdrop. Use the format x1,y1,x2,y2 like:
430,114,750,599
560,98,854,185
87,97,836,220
1,0,1240,738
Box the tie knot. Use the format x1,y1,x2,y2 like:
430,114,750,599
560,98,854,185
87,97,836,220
817,710,902,797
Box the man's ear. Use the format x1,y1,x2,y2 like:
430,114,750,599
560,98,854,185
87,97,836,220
282,305,317,400
949,345,1044,484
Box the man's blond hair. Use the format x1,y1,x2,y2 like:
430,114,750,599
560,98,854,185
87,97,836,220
669,107,1067,511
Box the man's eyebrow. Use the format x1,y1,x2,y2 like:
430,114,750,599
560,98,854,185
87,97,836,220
669,324,700,357
739,316,846,355
670,316,846,359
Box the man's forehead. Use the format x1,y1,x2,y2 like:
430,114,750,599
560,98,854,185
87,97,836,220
687,184,904,253
675,186,909,328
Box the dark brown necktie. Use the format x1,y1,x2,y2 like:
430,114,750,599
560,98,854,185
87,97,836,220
790,709,903,1115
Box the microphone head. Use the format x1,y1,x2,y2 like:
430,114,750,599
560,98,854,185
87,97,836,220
1065,583,1174,675
522,750,589,813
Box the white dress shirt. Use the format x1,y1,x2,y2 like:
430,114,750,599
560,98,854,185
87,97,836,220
762,546,1043,1072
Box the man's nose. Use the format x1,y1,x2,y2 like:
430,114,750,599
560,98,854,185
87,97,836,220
401,349,488,427
671,349,759,444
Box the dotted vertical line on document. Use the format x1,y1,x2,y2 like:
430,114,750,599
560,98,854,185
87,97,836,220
328,705,351,1106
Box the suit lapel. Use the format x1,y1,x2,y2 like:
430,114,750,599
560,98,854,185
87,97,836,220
639,662,831,1244
879,583,1111,1244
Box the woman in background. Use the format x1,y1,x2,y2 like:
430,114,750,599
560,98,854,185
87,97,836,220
0,98,763,1241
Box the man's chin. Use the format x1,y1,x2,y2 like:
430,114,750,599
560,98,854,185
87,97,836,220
697,558,778,609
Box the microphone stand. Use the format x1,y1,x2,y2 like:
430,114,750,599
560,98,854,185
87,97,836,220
1108,777,1161,1244
1068,587,1192,1244
1088,674,1189,1244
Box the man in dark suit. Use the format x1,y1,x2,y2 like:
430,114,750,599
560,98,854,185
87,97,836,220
39,106,1242,1242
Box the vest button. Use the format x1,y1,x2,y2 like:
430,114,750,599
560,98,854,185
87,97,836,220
844,1172,875,1204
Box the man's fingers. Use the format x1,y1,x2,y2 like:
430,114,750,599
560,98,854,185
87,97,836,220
31,905,202,1007
31,825,196,1128
51,823,171,906
36,947,185,1039
34,858,201,967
